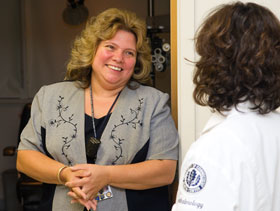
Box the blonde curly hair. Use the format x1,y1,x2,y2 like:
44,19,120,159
65,8,152,88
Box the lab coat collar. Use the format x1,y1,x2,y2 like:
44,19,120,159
200,112,225,135
201,102,255,135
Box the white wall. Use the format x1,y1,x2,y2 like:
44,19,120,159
177,0,280,170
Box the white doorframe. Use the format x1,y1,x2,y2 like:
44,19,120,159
177,0,196,168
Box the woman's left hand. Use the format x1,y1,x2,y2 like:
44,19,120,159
65,164,110,201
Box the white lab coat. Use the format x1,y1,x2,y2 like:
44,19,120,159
172,102,280,211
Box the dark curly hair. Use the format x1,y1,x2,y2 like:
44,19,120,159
193,2,280,114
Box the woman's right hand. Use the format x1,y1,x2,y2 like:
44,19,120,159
65,164,110,201
61,167,97,210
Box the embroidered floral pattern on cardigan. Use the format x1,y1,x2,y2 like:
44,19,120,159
49,96,77,165
110,98,144,165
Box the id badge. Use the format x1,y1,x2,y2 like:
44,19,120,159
95,185,113,201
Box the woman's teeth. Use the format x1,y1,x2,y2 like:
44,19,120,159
107,65,122,72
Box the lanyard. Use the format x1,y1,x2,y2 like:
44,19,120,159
89,84,121,139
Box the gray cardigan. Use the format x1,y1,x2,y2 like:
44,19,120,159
18,81,178,211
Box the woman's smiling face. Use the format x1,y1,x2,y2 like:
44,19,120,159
91,30,137,90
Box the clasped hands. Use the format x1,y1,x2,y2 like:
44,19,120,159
63,164,109,211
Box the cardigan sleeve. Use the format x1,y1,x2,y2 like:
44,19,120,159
18,86,46,153
146,92,179,160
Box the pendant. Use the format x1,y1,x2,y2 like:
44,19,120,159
86,137,101,159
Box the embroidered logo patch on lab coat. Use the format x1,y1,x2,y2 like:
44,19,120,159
183,163,207,193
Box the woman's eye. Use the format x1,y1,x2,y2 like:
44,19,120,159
105,45,115,50
125,51,135,57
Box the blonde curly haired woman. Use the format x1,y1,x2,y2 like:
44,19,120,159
17,8,178,211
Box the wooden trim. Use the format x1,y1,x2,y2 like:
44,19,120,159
170,0,179,204
171,0,178,128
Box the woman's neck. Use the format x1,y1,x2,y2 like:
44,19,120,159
90,79,125,99
84,82,123,118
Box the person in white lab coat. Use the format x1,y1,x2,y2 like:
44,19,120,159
172,2,280,211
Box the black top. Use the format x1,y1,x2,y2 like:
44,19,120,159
85,113,111,163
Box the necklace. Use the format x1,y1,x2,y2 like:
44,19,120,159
86,84,121,160
89,84,98,141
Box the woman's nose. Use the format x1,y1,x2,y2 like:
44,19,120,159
112,50,123,63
